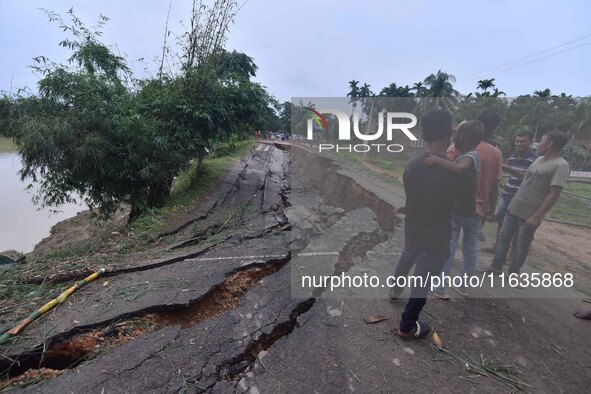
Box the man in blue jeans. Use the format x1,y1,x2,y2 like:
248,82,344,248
392,110,472,340
486,132,570,274
483,131,538,254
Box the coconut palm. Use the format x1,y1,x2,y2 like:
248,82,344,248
347,79,361,117
347,80,361,101
531,89,552,139
477,78,495,94
421,69,460,111
359,83,372,97
533,88,552,98
491,87,506,97
411,82,427,97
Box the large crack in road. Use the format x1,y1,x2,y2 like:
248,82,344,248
2,143,403,393
4,143,590,394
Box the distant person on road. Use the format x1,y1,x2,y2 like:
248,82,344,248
425,120,484,298
486,132,570,274
391,110,472,340
483,131,538,254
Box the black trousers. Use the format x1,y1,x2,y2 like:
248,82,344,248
394,234,449,332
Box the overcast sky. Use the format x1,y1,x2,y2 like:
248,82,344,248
1,0,590,101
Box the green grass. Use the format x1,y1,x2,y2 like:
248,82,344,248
337,151,364,167
0,271,65,328
332,151,406,188
367,155,407,177
547,180,591,226
124,139,257,240
565,180,591,196
0,137,16,153
35,239,99,262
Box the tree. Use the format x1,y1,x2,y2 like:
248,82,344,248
474,78,505,97
491,87,506,97
411,82,427,97
279,101,291,132
570,99,591,140
359,83,373,98
377,83,416,113
421,69,460,111
533,88,552,98
347,79,361,116
477,78,495,94
1,3,277,222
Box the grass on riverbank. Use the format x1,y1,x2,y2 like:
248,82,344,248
0,137,16,153
127,139,256,241
19,139,257,261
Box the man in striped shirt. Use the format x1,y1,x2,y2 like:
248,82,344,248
490,131,538,249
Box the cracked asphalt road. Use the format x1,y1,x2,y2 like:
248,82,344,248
3,143,590,393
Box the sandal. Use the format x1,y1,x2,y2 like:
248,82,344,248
394,319,431,341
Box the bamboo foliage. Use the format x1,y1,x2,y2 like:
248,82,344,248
183,0,238,72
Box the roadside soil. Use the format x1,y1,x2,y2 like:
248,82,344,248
1,142,590,393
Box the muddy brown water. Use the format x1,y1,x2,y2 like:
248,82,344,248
0,152,83,253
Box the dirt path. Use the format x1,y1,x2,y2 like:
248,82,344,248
535,221,591,266
1,144,590,393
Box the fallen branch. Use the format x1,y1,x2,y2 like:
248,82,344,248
0,269,105,345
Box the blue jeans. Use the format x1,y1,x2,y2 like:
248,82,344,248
394,233,449,332
491,212,537,274
438,214,483,289
496,194,512,227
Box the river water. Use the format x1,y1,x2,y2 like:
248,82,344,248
0,152,84,253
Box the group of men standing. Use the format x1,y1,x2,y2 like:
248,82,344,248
392,108,570,340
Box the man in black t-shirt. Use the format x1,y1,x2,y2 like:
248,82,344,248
392,110,471,340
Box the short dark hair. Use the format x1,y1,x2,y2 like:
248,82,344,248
544,131,568,152
458,120,484,150
476,109,500,137
515,131,534,141
421,109,453,142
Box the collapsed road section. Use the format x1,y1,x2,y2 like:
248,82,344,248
1,143,405,392
3,143,590,393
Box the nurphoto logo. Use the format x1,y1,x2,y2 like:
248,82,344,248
304,107,419,153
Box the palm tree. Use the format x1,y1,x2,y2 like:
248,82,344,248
533,88,552,98
532,89,552,139
411,81,427,97
347,80,361,100
477,78,495,94
422,69,460,111
347,80,361,117
359,83,373,98
571,99,591,140
358,83,374,114
378,83,415,113
491,87,506,97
